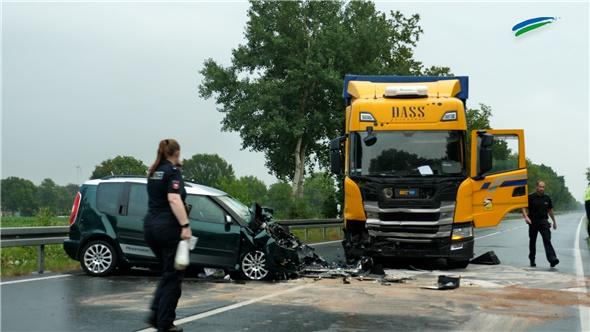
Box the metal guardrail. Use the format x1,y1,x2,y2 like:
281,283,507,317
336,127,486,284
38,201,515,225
277,219,343,242
1,226,69,274
0,220,341,274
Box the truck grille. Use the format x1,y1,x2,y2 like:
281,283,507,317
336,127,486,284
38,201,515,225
378,212,440,222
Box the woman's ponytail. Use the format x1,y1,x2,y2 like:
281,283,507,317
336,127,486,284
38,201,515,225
148,139,180,177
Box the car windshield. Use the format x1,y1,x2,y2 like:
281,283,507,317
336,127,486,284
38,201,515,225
217,195,251,222
350,130,464,177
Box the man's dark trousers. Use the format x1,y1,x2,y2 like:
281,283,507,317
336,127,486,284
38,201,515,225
528,220,558,264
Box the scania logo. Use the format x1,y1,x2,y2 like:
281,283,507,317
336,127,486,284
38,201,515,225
392,106,425,119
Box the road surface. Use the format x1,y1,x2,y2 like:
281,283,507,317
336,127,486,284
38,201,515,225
1,212,588,331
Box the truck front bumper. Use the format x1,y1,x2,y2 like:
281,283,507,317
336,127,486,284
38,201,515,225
366,236,474,261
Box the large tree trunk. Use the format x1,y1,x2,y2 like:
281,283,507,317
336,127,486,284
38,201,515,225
292,136,307,197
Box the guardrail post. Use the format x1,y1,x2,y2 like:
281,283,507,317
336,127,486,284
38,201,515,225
37,245,45,274
322,227,326,241
304,228,308,242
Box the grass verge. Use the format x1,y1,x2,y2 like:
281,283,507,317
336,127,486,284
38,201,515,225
1,216,78,277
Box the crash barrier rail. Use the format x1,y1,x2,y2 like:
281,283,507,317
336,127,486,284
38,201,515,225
0,226,69,274
277,219,343,243
0,220,343,274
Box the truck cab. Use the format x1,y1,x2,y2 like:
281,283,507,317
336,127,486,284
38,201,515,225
330,75,528,267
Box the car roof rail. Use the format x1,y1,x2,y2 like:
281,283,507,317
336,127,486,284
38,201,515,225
99,175,147,180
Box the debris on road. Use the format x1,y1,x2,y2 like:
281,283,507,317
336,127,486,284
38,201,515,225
471,251,501,265
421,275,461,290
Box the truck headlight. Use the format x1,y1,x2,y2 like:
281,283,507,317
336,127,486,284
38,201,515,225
451,224,473,240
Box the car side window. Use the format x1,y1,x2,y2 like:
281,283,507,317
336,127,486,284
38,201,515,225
127,183,148,217
185,195,225,224
96,183,124,215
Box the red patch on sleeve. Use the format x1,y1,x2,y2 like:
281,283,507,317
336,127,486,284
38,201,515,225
172,180,180,190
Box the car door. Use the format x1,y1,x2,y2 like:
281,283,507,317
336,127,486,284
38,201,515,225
116,182,157,262
185,194,242,268
456,129,528,228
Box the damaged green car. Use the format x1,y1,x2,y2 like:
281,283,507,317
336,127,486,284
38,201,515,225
64,177,318,280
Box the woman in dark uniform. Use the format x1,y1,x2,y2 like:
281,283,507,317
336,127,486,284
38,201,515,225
144,139,191,332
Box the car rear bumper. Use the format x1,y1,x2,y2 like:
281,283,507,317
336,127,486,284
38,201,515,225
63,239,80,261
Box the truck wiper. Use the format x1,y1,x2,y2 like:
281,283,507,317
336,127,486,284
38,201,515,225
366,172,402,178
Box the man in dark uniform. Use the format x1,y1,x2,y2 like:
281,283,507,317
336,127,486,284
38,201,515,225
521,180,559,268
144,139,191,332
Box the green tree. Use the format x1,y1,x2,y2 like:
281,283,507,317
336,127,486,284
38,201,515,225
586,167,590,182
303,172,338,218
37,178,60,214
466,103,511,168
90,156,147,179
265,182,294,219
527,161,578,211
0,177,38,216
220,176,267,206
199,0,450,196
182,154,236,188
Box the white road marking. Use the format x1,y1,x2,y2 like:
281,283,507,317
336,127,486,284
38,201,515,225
0,274,72,286
475,225,526,240
310,240,342,246
136,284,311,332
574,215,589,332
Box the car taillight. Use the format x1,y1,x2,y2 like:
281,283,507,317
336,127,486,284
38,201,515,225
69,192,82,226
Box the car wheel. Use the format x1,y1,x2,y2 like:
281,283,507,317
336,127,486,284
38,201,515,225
447,258,470,269
81,240,118,276
240,250,269,280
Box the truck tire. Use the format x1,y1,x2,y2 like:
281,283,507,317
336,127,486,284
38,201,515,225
81,240,118,277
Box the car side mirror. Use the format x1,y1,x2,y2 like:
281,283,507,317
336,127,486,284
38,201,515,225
478,133,494,177
225,215,232,225
330,136,345,175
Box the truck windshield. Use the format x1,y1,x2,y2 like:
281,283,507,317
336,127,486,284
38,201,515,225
350,131,464,177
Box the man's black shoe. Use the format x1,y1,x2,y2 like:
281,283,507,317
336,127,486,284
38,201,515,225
550,259,560,268
530,261,536,267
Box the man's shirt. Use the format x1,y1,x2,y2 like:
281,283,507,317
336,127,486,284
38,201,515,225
527,192,553,221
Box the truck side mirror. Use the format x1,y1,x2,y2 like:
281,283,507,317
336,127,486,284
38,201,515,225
330,136,345,175
363,126,377,146
478,133,494,176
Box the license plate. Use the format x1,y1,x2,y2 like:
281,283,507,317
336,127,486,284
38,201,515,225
395,188,419,198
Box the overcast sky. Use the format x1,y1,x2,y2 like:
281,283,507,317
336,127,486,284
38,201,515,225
1,1,588,201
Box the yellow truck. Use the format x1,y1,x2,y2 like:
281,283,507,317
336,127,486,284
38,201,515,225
330,75,528,268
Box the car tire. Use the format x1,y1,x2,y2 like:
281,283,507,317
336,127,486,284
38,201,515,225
447,258,470,269
239,250,270,281
81,240,118,277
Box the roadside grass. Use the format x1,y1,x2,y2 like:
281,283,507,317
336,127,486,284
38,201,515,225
1,216,69,228
1,216,78,277
291,226,342,244
1,245,80,277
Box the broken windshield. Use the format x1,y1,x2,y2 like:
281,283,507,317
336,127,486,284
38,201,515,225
349,130,464,177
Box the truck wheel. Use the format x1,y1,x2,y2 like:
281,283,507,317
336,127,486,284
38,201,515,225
447,258,470,269
240,250,270,280
81,240,118,277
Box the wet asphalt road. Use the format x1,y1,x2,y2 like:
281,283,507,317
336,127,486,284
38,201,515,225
1,212,588,332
